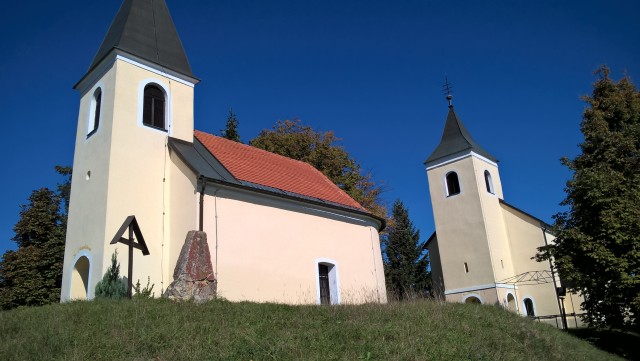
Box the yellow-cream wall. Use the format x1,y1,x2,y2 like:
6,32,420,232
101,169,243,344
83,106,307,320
427,155,496,292
61,57,196,301
202,187,387,304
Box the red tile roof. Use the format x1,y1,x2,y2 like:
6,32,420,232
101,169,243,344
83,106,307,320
194,130,365,210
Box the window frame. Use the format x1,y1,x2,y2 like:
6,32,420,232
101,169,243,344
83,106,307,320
87,86,103,138
143,84,167,131
315,258,340,305
137,79,171,135
484,170,495,194
444,171,461,197
523,297,536,317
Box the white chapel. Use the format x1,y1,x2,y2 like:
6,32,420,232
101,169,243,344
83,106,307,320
60,0,387,305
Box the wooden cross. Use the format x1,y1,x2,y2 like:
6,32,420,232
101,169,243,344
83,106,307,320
110,216,150,298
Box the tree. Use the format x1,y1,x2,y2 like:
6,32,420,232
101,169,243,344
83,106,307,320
249,119,386,218
220,108,241,142
0,167,70,309
94,251,127,299
383,199,430,300
537,67,640,328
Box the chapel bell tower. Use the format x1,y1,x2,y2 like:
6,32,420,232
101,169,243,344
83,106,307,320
61,0,199,301
425,95,515,304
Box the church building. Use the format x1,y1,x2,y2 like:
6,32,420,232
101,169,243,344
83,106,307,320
425,96,584,326
60,0,387,305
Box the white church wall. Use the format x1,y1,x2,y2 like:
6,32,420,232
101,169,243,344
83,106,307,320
62,58,197,301
61,61,119,301
202,186,387,305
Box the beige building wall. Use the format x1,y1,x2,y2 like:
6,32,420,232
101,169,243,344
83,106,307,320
427,155,496,293
61,55,196,301
202,187,387,304
426,152,585,326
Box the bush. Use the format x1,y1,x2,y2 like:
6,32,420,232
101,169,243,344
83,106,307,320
94,251,127,299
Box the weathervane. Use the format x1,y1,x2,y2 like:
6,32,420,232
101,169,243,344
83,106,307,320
442,76,454,108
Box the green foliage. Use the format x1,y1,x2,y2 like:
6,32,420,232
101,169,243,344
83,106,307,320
537,67,640,329
383,200,430,300
0,298,623,360
220,108,241,142
94,251,127,299
0,167,70,310
133,277,155,299
250,119,386,218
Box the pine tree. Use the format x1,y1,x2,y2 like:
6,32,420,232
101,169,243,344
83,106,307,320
383,199,430,300
94,251,127,299
0,167,70,309
221,108,241,142
537,67,640,328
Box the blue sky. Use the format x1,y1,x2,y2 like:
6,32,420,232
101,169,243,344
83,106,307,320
1,0,638,255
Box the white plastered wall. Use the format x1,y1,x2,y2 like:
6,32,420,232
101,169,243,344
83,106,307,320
202,186,387,305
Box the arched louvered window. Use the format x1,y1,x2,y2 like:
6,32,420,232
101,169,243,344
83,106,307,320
484,170,494,194
445,172,461,196
88,87,102,136
143,84,166,130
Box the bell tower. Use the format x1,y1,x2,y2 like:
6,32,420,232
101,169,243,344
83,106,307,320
61,0,199,301
425,95,515,304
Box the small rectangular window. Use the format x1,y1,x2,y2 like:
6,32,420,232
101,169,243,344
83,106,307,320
464,262,469,273
318,264,330,305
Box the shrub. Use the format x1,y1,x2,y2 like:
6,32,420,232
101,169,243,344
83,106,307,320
95,251,127,299
133,277,155,299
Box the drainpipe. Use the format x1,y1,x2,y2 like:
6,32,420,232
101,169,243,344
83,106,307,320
199,175,206,232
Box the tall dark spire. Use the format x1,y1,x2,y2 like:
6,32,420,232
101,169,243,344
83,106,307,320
425,106,497,164
85,0,195,80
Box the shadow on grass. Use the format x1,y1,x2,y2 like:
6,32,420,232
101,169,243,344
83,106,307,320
568,328,640,360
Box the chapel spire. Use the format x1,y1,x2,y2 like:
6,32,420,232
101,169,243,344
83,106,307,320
83,0,195,80
424,93,497,164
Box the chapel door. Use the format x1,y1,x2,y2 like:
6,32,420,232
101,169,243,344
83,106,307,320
319,264,330,305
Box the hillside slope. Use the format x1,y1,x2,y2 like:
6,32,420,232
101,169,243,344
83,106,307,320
0,299,621,360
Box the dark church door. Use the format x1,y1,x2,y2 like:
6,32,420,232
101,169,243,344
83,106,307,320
319,264,330,305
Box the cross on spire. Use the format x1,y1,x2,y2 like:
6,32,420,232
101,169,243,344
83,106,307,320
442,76,454,108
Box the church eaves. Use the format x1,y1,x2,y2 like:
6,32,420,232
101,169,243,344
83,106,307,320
84,0,195,81
425,107,497,164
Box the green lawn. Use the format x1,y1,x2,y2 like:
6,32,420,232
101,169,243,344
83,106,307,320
0,298,625,360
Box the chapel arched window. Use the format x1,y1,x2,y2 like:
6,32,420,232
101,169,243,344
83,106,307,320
484,170,494,194
143,84,166,130
88,87,102,136
446,172,461,196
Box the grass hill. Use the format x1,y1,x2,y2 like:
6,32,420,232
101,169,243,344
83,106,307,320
0,298,625,360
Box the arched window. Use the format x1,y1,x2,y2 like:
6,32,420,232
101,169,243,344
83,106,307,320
88,87,102,136
143,84,166,130
524,298,535,317
484,170,494,194
445,172,461,196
